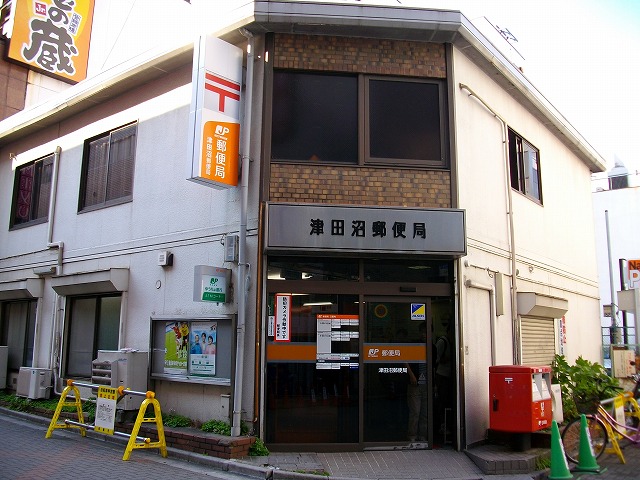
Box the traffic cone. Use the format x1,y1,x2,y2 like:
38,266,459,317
573,414,606,473
548,420,573,480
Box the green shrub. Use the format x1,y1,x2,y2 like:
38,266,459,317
201,419,249,436
163,413,193,428
249,437,270,456
552,354,622,421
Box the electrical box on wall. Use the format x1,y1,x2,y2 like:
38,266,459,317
158,251,173,267
224,235,238,263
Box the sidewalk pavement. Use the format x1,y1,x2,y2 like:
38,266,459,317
2,405,640,479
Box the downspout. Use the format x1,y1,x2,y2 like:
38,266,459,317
458,84,520,364
464,279,497,366
232,29,254,438
40,146,62,372
47,146,64,274
45,146,64,382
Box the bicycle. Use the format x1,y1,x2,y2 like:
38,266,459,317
561,390,640,464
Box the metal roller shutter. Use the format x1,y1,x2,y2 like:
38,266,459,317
521,316,556,366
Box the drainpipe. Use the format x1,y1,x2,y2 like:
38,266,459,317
47,146,64,275
37,146,62,371
458,84,520,364
231,29,254,438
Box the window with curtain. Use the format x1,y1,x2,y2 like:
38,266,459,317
10,154,53,228
508,127,543,203
79,122,137,211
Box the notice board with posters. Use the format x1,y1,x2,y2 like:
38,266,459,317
149,315,234,385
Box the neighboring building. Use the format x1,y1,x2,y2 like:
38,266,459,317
592,163,640,360
0,1,606,451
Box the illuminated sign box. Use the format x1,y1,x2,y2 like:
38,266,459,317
193,265,231,303
187,35,243,189
7,0,95,83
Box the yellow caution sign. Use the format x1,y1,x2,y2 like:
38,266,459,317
95,386,118,435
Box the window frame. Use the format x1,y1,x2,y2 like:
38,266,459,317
63,293,121,379
508,128,543,203
364,75,447,168
78,122,138,213
0,300,36,370
9,153,54,229
270,69,448,169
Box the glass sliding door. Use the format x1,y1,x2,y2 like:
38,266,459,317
265,292,360,444
362,298,432,444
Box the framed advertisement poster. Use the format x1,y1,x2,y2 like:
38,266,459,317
151,316,233,385
164,321,188,375
189,321,217,376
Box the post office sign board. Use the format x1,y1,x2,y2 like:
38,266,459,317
187,35,242,189
265,203,466,256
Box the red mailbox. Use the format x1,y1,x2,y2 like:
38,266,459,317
489,365,552,432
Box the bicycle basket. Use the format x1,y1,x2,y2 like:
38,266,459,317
574,396,600,414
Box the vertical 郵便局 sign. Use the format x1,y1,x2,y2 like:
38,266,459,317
7,0,95,82
275,294,291,342
187,35,243,189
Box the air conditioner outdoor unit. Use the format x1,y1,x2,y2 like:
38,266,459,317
16,367,52,399
91,350,148,410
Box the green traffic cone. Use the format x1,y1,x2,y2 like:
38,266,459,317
548,420,574,480
573,414,606,473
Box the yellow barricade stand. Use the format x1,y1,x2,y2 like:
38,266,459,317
45,379,167,461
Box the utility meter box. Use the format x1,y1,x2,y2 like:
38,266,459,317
489,365,552,432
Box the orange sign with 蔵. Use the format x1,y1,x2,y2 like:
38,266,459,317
8,0,95,83
200,121,239,187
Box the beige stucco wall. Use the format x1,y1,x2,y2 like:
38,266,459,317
453,47,601,445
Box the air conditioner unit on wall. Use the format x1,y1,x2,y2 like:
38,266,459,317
16,367,52,399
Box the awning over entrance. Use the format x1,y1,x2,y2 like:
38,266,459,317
51,268,129,295
517,292,568,318
0,278,43,300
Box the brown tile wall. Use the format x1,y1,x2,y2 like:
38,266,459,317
0,54,27,120
268,34,450,209
270,164,450,208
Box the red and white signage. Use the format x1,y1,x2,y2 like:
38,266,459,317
187,35,243,189
275,294,291,342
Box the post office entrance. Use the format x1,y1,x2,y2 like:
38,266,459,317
264,256,455,450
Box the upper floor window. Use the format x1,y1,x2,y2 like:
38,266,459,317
508,128,542,203
79,122,137,211
271,71,447,167
10,153,53,228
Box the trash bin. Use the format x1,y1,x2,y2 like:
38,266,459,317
489,365,552,433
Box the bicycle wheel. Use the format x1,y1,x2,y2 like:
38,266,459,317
561,416,608,464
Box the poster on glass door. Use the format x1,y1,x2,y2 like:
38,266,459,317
316,314,359,369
